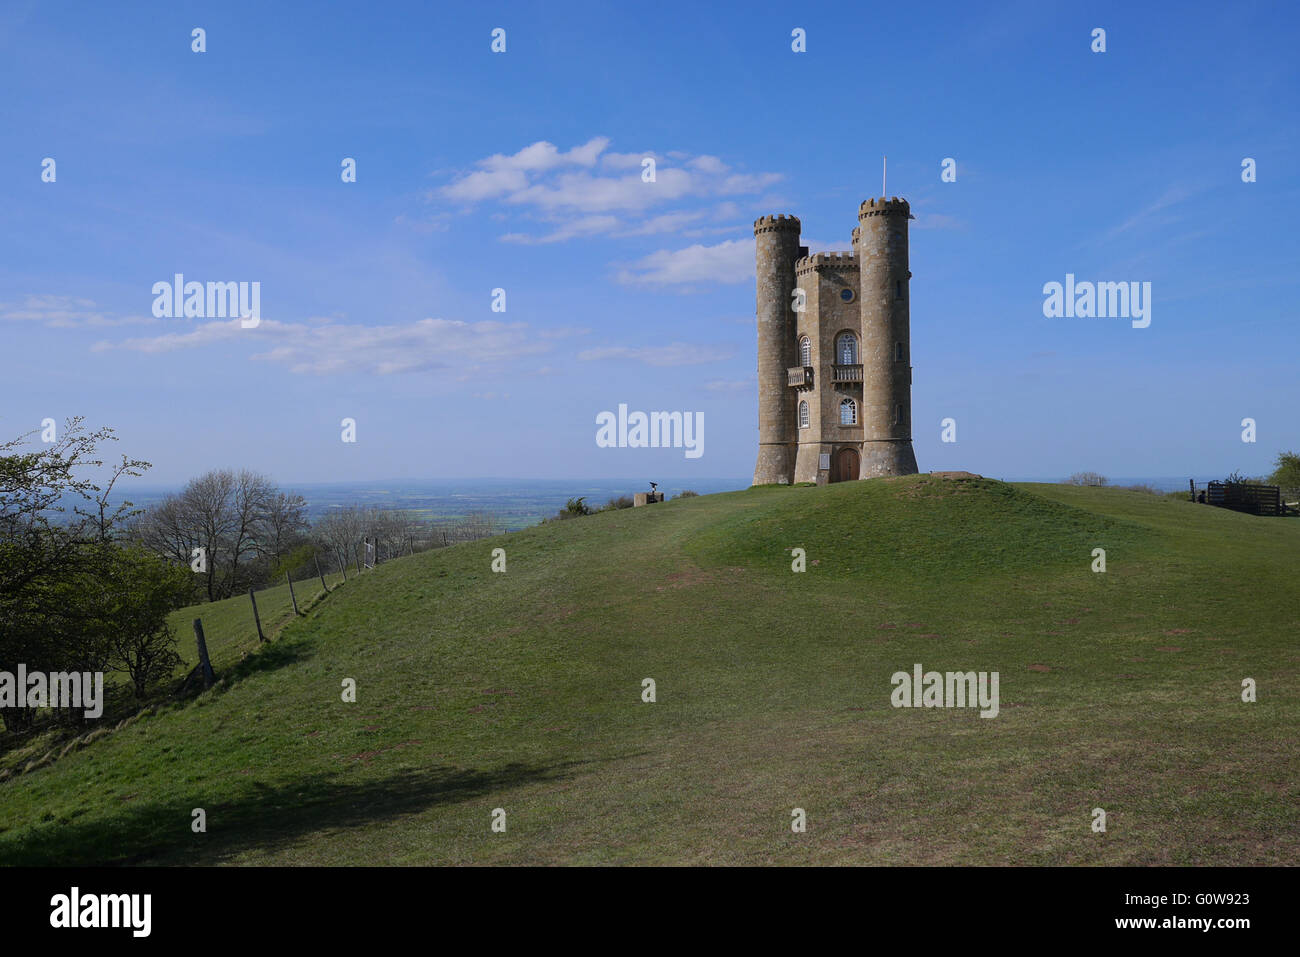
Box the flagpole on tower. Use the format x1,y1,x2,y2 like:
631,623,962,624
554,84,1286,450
882,155,887,197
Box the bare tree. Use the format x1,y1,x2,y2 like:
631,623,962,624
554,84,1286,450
314,506,367,573
259,490,308,562
312,505,495,565
133,469,307,600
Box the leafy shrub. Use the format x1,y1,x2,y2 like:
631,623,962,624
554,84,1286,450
543,497,593,522
1224,471,1265,485
1268,451,1300,488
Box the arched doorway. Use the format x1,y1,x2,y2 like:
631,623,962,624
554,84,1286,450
831,447,859,483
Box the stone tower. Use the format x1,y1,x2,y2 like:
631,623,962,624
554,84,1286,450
752,214,807,485
854,198,918,478
751,198,918,485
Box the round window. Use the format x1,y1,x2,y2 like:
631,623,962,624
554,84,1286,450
839,288,855,303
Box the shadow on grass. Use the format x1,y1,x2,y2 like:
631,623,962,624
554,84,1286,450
171,631,316,709
0,756,616,866
215,634,316,688
1,634,317,769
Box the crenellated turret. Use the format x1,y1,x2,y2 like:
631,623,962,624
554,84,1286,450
752,198,919,486
752,214,803,485
854,197,918,477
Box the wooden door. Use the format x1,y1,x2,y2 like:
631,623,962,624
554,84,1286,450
832,447,859,483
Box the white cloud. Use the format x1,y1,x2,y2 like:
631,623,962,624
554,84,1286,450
441,166,531,203
93,317,249,353
600,151,653,170
912,213,965,230
94,316,561,378
436,137,782,244
508,168,698,213
487,137,609,172
501,214,620,244
616,239,755,286
704,378,754,393
442,137,610,203
1,295,157,328
688,155,728,174
577,342,731,367
618,210,708,236
1102,184,1199,240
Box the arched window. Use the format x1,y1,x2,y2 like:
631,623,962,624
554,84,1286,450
895,342,904,362
836,333,857,365
840,398,857,426
799,336,811,367
799,400,810,429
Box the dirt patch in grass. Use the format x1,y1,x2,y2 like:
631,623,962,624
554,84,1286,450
654,567,745,592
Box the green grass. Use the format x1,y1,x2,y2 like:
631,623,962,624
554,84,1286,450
167,570,348,677
0,569,348,776
0,476,1296,865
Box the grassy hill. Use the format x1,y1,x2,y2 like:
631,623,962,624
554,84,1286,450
0,568,347,776
0,475,1296,865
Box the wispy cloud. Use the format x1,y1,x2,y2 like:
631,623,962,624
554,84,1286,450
501,214,620,244
93,316,578,378
1101,184,1201,241
704,378,754,393
912,212,966,231
577,342,730,367
1,295,158,328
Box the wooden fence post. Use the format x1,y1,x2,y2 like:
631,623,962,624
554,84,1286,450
249,587,266,642
193,618,216,688
339,551,347,582
286,571,299,615
315,555,328,593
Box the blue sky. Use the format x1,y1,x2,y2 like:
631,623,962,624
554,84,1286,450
2,0,1297,486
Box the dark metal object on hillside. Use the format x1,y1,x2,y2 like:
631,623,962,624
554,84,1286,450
1205,481,1283,516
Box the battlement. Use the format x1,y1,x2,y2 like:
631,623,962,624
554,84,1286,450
754,213,802,234
754,196,918,485
858,197,913,220
795,251,857,275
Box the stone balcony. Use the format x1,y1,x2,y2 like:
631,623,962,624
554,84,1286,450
787,366,814,388
832,364,863,383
